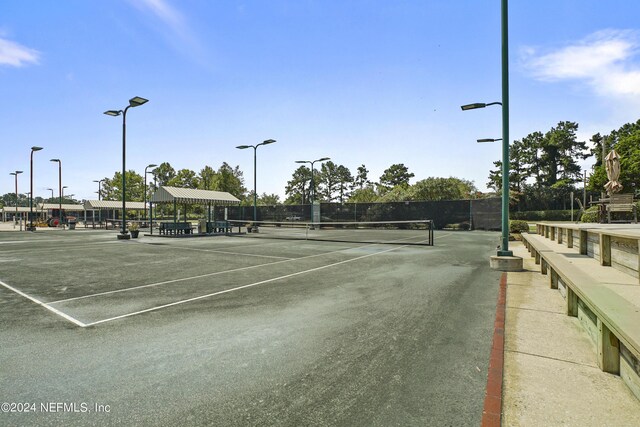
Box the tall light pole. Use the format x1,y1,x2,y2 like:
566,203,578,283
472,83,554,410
104,96,149,238
236,139,276,228
29,146,43,231
462,100,509,255
144,163,157,230
93,179,105,227
295,157,330,223
499,0,511,256
461,0,514,263
62,186,68,198
10,171,23,230
50,158,62,225
93,179,105,200
46,187,55,200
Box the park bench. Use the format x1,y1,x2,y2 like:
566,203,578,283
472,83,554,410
521,232,640,399
205,220,232,233
159,222,194,235
607,193,637,223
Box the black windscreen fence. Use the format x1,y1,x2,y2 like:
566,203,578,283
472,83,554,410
215,198,501,230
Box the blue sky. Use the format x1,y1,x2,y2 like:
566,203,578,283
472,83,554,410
2,0,640,201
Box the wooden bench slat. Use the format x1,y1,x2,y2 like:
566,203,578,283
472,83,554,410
521,233,640,361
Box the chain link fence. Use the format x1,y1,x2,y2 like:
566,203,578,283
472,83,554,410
215,198,501,230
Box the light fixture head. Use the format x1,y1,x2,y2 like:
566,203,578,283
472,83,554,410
147,163,158,168
477,138,502,143
31,146,43,151
295,160,308,164
262,139,276,145
461,103,487,111
104,110,121,116
50,158,60,163
236,145,251,149
129,96,149,107
317,157,330,162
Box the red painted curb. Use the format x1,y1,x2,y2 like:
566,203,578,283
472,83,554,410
481,272,507,427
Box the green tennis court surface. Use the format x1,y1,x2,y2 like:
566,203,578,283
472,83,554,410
1,228,502,426
1,227,433,327
226,219,434,246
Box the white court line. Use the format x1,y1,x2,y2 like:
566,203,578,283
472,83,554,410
0,238,72,245
47,241,383,304
50,232,446,305
8,232,448,327
4,241,121,254
148,244,293,260
84,241,426,327
0,279,87,327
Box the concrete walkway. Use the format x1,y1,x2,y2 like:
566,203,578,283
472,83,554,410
503,242,640,426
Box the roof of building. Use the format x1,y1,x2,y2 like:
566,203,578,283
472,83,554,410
83,200,147,210
149,186,241,204
39,203,85,210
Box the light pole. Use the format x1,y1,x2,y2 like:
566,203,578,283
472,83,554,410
460,0,513,260
236,139,276,228
295,157,330,224
29,146,43,231
144,163,157,231
93,179,105,200
50,158,62,225
462,101,509,255
93,179,105,228
46,187,55,200
104,96,149,238
62,186,68,198
10,171,23,230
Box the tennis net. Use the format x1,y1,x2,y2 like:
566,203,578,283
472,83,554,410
225,219,434,246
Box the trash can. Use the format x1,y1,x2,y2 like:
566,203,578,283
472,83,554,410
198,219,207,234
68,220,76,230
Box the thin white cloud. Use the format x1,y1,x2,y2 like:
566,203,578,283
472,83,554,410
0,37,40,67
521,29,640,97
129,0,207,65
134,0,187,37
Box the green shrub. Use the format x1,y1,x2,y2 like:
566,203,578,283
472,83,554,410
509,220,529,233
443,223,470,230
580,206,599,223
510,210,571,221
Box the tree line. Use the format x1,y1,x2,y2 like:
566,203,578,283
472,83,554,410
285,162,478,204
489,119,640,211
93,161,478,207
3,117,639,210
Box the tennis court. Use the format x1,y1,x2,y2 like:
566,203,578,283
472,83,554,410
1,226,502,425
0,222,434,328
